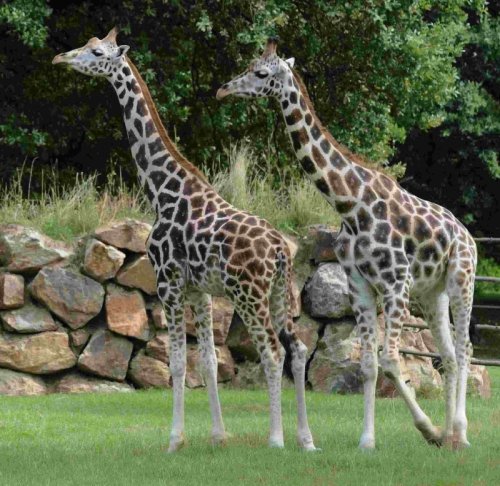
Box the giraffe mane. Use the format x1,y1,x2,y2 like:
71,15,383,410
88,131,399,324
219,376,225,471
126,57,212,187
290,68,394,178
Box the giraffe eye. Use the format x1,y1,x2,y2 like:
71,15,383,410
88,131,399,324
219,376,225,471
255,70,269,79
92,49,104,57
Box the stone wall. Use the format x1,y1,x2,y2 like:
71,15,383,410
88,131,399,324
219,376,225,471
0,222,490,398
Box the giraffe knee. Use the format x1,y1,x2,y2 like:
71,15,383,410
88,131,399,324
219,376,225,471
441,354,457,375
379,355,400,380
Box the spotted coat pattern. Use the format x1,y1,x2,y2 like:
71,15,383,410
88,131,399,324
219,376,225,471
218,39,477,450
53,29,316,452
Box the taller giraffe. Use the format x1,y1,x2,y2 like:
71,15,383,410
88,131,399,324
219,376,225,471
218,39,477,450
53,29,316,452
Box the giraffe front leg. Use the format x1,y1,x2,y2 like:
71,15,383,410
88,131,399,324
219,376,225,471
347,268,379,450
157,276,187,453
190,292,227,446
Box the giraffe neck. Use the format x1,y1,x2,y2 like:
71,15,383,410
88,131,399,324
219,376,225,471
108,57,210,213
278,71,377,214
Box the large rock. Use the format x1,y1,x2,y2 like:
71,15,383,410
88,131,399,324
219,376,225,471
468,365,491,398
128,350,171,389
233,361,267,388
290,278,301,319
55,371,134,394
0,331,77,374
184,297,234,344
78,330,133,381
94,219,151,253
145,331,169,363
226,313,258,362
0,368,47,396
216,345,235,382
115,255,157,295
0,224,73,274
294,314,321,356
307,319,362,393
0,273,24,309
302,263,352,319
0,302,58,333
30,267,104,329
186,344,205,388
311,226,339,264
105,284,150,341
151,303,167,329
212,297,234,345
69,328,90,353
82,238,125,282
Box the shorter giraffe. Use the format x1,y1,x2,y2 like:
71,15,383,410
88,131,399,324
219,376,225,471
218,38,477,450
52,28,316,452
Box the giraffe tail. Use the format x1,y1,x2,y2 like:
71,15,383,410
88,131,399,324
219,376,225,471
274,248,296,380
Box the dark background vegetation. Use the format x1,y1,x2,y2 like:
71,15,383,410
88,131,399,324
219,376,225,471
0,0,498,237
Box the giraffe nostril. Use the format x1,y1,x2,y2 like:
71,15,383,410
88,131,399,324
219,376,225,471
222,83,229,90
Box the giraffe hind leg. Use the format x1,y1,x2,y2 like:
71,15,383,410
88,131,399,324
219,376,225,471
270,271,317,451
419,290,458,448
447,259,475,449
237,298,285,448
380,284,442,446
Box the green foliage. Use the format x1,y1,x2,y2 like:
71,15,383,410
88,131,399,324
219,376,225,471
0,0,51,48
0,166,153,241
0,114,49,156
0,0,497,235
475,255,500,301
0,145,337,241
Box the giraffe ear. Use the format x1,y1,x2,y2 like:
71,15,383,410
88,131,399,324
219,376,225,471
117,45,130,57
285,57,295,68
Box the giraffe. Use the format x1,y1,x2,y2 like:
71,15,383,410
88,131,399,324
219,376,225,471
52,29,317,452
217,38,477,450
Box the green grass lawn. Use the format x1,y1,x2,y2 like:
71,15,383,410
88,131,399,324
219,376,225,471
0,369,499,486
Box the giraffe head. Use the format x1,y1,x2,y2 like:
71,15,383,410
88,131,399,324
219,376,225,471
216,38,295,101
52,27,129,77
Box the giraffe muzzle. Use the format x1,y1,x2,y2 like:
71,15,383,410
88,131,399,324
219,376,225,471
216,87,231,100
52,49,80,65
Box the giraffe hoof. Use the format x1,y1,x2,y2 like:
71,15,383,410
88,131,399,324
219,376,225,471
269,439,285,449
359,434,375,450
416,422,442,447
211,434,228,447
443,433,470,451
167,434,186,453
299,441,320,452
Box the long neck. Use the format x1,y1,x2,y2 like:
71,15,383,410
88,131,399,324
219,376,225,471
108,57,210,213
278,71,378,215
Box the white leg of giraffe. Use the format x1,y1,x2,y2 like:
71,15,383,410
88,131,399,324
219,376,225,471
380,284,441,445
447,265,475,448
237,301,284,448
420,291,458,447
270,283,316,451
190,292,226,446
347,267,379,450
156,274,187,453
